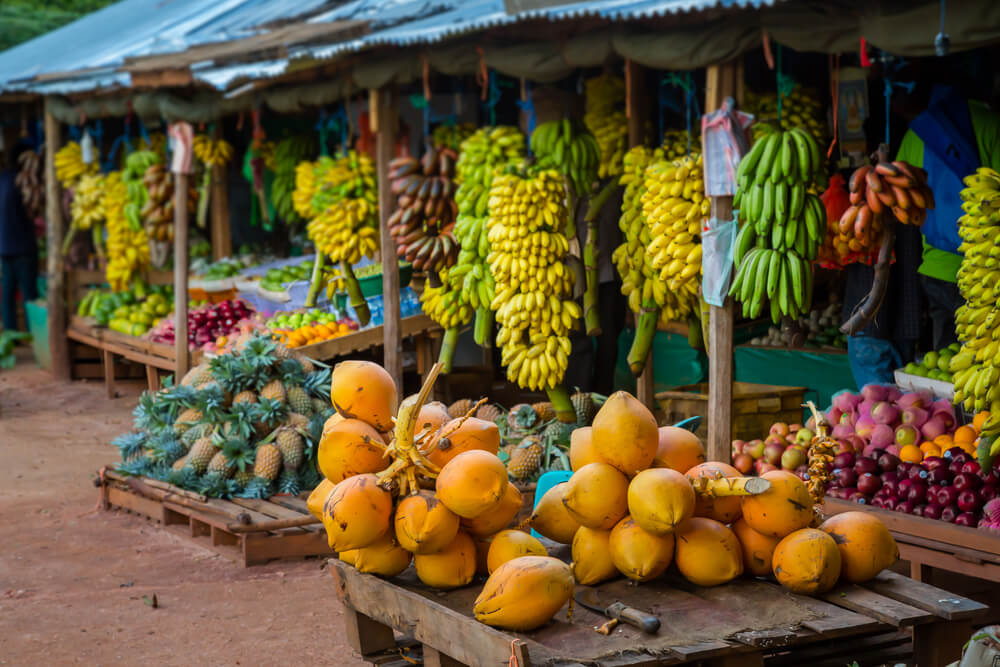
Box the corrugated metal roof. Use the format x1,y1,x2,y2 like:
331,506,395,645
0,0,779,95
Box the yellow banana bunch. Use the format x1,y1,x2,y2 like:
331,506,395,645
659,130,702,161
299,152,379,264
432,122,476,150
104,172,150,292
487,169,579,391
613,146,659,317
643,152,709,320
951,167,1000,415
137,132,168,157
745,86,827,145
192,135,234,167
55,142,97,188
583,73,627,179
420,269,474,330
70,173,106,231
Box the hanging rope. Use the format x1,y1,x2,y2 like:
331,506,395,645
475,47,489,101
662,72,700,152
480,70,507,127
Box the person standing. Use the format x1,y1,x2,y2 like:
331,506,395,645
896,85,1000,349
0,143,38,332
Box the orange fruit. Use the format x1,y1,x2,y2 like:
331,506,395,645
960,442,977,456
933,434,953,447
918,441,935,453
974,412,990,433
923,445,942,459
899,445,923,464
954,426,977,445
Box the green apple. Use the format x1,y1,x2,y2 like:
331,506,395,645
904,362,919,374
922,350,939,370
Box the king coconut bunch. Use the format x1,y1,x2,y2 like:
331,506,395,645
294,151,378,323
614,143,709,376
312,360,574,632
953,169,1000,441
421,126,526,372
112,334,335,499
528,391,898,597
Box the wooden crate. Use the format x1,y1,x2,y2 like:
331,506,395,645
825,497,1000,583
330,557,987,667
655,382,806,441
99,470,333,567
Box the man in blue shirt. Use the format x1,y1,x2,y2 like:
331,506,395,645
0,143,38,331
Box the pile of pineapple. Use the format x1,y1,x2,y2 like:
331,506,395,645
111,334,335,498
446,391,603,482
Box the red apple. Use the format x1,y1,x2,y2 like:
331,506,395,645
731,440,746,455
770,422,790,437
857,472,883,495
764,443,786,466
781,447,806,471
732,453,754,474
764,434,785,448
756,461,779,475
745,439,765,459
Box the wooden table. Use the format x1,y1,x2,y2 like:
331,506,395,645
826,497,1000,584
67,315,201,396
329,557,987,667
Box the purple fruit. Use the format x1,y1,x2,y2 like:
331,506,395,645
958,488,984,513
923,504,942,519
877,453,901,473
854,457,879,476
954,472,982,492
926,466,953,486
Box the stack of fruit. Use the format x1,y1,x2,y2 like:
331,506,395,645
15,147,44,221
659,130,702,161
141,162,197,243
64,172,106,256
104,172,150,292
122,150,160,232
531,119,600,197
295,151,379,319
731,422,815,477
952,168,1000,418
77,285,173,336
730,127,827,323
744,86,827,145
112,334,333,498
258,259,320,294
267,310,359,349
387,147,459,274
146,299,254,351
899,344,959,384
583,73,627,179
196,257,245,282
487,168,579,417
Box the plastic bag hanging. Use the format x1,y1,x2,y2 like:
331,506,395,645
701,215,738,307
701,97,753,197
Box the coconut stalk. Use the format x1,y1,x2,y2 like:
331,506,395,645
304,252,326,308
545,384,576,424
196,167,212,229
627,298,659,376
438,326,460,373
341,260,370,326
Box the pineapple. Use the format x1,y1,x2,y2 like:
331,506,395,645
172,456,188,471
232,391,257,405
180,363,211,387
207,450,234,478
476,403,503,424
507,404,539,432
234,469,255,486
253,443,283,482
261,378,287,404
571,391,597,425
542,421,574,449
187,437,216,473
311,398,329,415
287,412,310,430
293,353,315,374
173,407,203,434
448,398,475,419
508,436,543,479
275,428,305,471
532,401,555,422
286,385,313,416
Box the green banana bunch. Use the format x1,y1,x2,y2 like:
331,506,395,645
271,134,318,224
447,126,526,348
729,127,826,323
745,86,827,146
122,150,160,231
432,122,476,150
952,167,1000,415
583,74,627,179
488,168,579,393
530,119,600,197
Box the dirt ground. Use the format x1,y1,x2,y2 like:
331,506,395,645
0,348,365,666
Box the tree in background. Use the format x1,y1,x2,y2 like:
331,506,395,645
0,1,116,52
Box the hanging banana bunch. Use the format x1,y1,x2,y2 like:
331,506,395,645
192,134,234,228
122,150,160,232
271,135,318,225
488,167,579,422
431,122,476,151
531,119,600,199
64,172,106,257
16,148,44,220
298,151,379,324
583,73,627,180
104,172,150,292
54,142,97,188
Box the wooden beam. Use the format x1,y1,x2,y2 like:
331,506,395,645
173,170,190,379
704,60,740,462
373,87,402,393
625,59,655,410
209,124,231,261
44,98,70,381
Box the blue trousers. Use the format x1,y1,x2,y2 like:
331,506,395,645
1,254,38,331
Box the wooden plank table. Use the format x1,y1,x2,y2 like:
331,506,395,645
825,497,1000,583
329,557,986,667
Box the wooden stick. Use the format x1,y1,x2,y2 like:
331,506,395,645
374,85,402,393
225,514,321,533
173,171,190,378
142,478,208,503
45,99,70,381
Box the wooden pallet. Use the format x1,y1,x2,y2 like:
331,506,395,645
99,470,333,567
825,497,1000,583
330,557,988,667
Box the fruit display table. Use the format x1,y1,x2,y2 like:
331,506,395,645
734,344,856,412
329,557,986,667
67,315,203,395
825,497,1000,584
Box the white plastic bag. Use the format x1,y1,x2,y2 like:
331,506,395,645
701,215,737,307
950,625,1000,667
701,97,753,196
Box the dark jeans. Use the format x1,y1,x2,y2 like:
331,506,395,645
920,275,962,350
1,253,38,331
594,281,625,395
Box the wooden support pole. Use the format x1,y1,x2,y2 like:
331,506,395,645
625,59,654,409
209,124,231,261
373,87,402,393
173,171,190,379
44,98,70,381
704,61,740,463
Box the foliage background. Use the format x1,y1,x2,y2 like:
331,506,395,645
0,1,116,52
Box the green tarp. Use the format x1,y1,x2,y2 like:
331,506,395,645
614,329,708,395
734,345,856,411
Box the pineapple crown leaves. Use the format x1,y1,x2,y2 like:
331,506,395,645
256,396,288,428
133,391,177,435
297,462,321,491
165,466,201,490
304,368,332,399
112,432,148,462
277,469,301,496
277,358,307,387
145,432,186,465
198,471,233,498
236,477,271,499
220,439,255,473
224,402,263,441
161,383,200,410
195,385,227,421
116,456,154,477
512,404,539,430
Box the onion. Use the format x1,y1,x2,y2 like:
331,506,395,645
860,384,889,403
